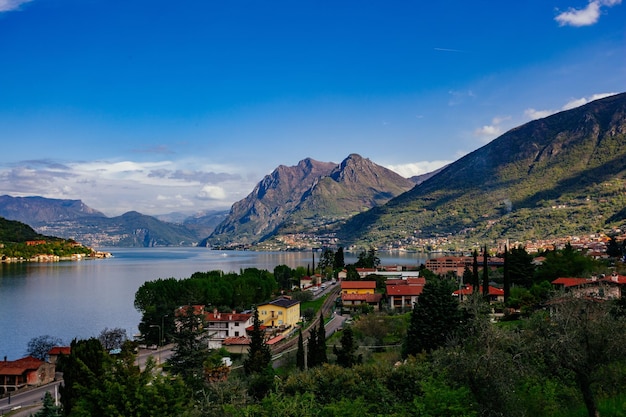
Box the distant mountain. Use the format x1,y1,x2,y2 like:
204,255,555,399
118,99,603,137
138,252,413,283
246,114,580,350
0,195,106,225
0,196,202,247
337,92,626,248
204,154,415,247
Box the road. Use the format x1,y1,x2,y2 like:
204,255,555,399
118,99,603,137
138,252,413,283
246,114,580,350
0,380,61,417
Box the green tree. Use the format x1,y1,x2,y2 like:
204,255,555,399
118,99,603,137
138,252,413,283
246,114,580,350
296,329,305,371
472,249,480,291
508,245,535,288
333,327,360,367
316,313,328,365
58,338,106,416
333,246,345,270
34,392,62,417
503,245,510,303
403,277,463,357
243,307,273,375
482,245,489,299
606,236,623,258
527,295,626,417
355,247,380,268
167,305,211,391
535,243,597,283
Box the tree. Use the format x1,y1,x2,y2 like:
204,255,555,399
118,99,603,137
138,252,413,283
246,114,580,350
33,392,62,417
355,247,380,268
527,296,626,417
243,307,272,375
508,245,535,288
482,245,489,299
296,329,305,371
98,327,128,352
503,246,510,304
167,305,210,390
274,264,294,291
472,250,480,292
333,327,361,367
333,246,345,270
26,335,63,361
58,338,106,416
606,236,623,258
403,277,463,357
316,313,328,365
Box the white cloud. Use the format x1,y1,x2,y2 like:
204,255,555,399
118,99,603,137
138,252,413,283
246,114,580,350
0,0,33,12
386,160,452,178
0,158,253,216
473,115,511,141
196,185,226,200
525,92,618,120
555,0,622,27
524,108,556,120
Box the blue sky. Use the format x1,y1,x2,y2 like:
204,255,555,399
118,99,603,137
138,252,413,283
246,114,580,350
0,0,624,217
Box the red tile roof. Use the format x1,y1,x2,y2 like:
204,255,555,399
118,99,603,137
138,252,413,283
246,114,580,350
551,277,594,287
48,346,71,356
0,356,43,376
341,281,377,290
454,285,504,296
223,336,250,346
386,285,424,296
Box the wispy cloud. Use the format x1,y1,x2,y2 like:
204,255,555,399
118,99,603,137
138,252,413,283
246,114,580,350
474,116,511,142
0,0,33,12
0,158,253,216
525,92,618,120
386,160,452,178
555,0,622,27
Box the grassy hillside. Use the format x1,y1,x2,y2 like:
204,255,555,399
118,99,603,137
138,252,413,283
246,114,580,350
337,92,626,248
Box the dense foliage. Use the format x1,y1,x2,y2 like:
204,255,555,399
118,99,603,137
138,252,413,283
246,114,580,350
134,268,279,345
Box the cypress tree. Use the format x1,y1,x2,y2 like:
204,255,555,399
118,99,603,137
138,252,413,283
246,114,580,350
307,330,318,368
503,245,510,304
472,249,480,292
243,307,272,375
482,245,489,299
317,313,328,365
296,329,305,371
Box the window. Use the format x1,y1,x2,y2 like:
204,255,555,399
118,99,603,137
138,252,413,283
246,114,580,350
235,331,239,337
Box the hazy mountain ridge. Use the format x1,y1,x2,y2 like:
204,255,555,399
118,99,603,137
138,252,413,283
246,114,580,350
205,154,415,247
337,92,626,247
0,196,210,247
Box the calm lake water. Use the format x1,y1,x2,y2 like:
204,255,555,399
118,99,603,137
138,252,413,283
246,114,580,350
0,248,428,360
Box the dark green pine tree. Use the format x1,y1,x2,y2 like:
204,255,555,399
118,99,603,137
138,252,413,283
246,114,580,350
58,338,106,416
472,249,480,292
307,329,318,368
34,391,62,417
403,277,463,357
333,246,345,269
243,308,272,375
503,245,510,304
296,329,305,371
482,245,489,299
316,313,328,365
333,326,360,368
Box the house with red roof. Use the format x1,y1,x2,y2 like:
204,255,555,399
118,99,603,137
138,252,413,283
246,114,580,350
453,285,505,304
551,274,626,300
385,278,426,310
0,356,55,395
175,305,253,349
340,281,383,311
47,346,71,365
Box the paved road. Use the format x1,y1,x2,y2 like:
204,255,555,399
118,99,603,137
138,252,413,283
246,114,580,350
0,380,61,416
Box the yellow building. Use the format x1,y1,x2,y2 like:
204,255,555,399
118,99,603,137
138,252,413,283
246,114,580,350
257,296,301,331
340,281,376,295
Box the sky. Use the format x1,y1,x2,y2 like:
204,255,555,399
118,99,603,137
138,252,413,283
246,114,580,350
0,0,624,217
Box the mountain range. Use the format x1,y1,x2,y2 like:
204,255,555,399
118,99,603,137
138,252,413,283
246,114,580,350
2,92,625,250
204,154,416,248
337,92,626,249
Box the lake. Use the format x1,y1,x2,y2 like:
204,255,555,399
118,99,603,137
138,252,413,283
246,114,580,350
0,247,428,360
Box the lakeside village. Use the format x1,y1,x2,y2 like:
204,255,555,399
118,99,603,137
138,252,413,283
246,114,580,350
3,228,626,398
0,239,112,263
